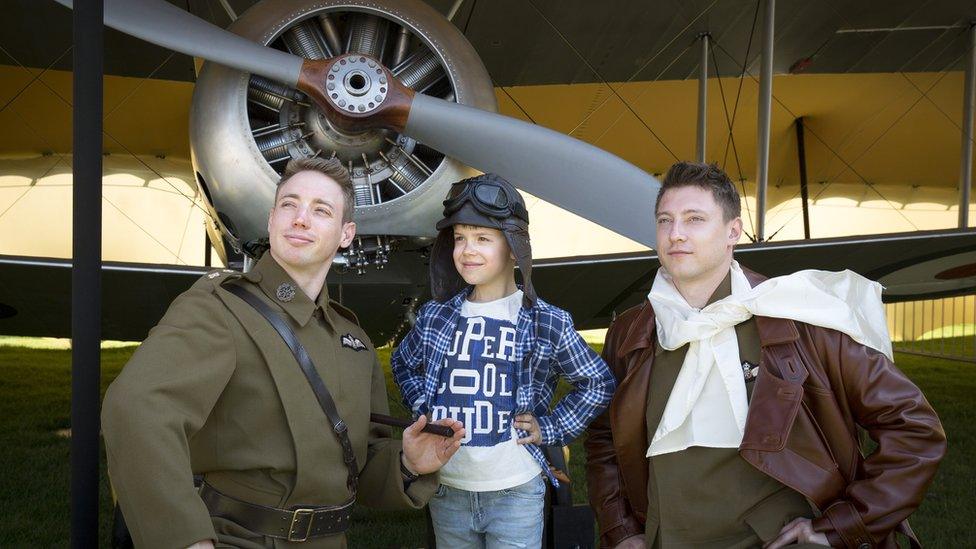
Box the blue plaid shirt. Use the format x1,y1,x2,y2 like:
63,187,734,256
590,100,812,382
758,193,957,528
391,288,615,485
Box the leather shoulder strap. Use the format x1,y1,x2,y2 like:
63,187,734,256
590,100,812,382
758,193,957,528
226,283,360,493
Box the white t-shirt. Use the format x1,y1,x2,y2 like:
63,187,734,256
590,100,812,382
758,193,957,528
430,289,543,491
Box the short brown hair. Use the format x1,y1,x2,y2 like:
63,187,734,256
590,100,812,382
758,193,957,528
655,161,741,222
277,157,355,223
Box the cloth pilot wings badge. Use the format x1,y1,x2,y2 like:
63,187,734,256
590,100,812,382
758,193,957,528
341,334,368,352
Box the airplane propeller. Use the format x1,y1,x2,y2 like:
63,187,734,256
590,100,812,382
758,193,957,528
55,0,660,247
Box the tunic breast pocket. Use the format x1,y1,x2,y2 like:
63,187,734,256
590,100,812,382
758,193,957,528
336,346,374,390
331,345,377,456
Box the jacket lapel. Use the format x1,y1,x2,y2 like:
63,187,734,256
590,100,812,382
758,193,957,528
738,267,805,456
737,268,846,505
740,336,847,506
609,301,656,518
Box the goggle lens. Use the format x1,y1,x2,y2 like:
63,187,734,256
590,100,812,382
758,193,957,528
473,184,509,209
447,182,467,200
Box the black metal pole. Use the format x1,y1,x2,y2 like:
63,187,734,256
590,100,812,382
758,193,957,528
959,23,975,228
204,232,212,266
71,0,103,547
795,117,811,239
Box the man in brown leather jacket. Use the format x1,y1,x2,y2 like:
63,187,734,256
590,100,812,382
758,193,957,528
584,161,945,549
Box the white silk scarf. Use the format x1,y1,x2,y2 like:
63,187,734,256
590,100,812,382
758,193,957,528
646,261,892,457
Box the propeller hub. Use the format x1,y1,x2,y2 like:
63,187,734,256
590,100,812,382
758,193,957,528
326,54,389,114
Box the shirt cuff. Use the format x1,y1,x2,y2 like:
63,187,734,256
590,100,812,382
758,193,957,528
812,501,870,548
411,396,425,417
601,519,645,548
536,414,559,446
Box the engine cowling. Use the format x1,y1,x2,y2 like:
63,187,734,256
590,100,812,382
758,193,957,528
189,0,496,266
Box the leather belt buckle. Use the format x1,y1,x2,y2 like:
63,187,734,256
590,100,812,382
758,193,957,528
288,508,315,542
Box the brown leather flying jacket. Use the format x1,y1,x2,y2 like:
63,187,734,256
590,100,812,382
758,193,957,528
584,268,946,549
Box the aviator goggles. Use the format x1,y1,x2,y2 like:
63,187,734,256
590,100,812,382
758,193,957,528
443,179,528,222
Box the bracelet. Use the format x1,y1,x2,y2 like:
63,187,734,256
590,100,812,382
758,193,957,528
400,452,419,482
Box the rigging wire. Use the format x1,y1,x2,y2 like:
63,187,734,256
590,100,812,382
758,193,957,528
0,36,214,263
525,0,680,161
103,52,176,119
0,64,77,223
726,42,920,233
833,1,973,144
708,36,968,236
841,56,964,178
720,0,761,172
730,23,968,234
841,0,935,74
565,0,721,138
896,23,961,73
899,71,968,135
805,0,967,178
461,0,478,35
496,83,538,124
103,194,189,263
458,0,534,126
0,81,195,263
0,47,216,223
709,39,756,241
586,40,695,148
0,44,72,115
0,152,69,221
216,0,238,22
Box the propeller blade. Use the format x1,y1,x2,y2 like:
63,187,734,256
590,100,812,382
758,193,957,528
403,94,660,247
53,0,304,86
54,0,660,247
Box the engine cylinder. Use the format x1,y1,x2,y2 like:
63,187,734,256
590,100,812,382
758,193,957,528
189,0,496,251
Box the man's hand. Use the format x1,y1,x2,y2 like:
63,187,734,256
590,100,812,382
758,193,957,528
514,413,542,445
401,415,465,475
764,518,830,549
186,541,214,549
613,534,647,548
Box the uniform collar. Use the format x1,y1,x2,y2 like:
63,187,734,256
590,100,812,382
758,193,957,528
706,270,733,306
245,253,335,329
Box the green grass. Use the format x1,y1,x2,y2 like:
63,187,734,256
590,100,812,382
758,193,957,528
0,343,972,546
895,335,975,361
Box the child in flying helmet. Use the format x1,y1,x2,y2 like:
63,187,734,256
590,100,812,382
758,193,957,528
392,172,615,547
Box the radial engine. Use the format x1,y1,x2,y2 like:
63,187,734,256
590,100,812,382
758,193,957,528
189,0,496,272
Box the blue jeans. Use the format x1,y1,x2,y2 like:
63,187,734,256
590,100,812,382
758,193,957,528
428,475,546,548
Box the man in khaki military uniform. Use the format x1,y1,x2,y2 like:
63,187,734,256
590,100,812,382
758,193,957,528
102,157,464,549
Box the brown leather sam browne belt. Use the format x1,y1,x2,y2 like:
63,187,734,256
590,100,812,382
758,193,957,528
200,482,353,542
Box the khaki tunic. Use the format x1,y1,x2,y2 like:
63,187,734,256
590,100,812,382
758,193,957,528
644,274,815,548
102,253,436,549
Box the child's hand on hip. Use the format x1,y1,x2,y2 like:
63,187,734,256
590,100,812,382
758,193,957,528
514,414,542,445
